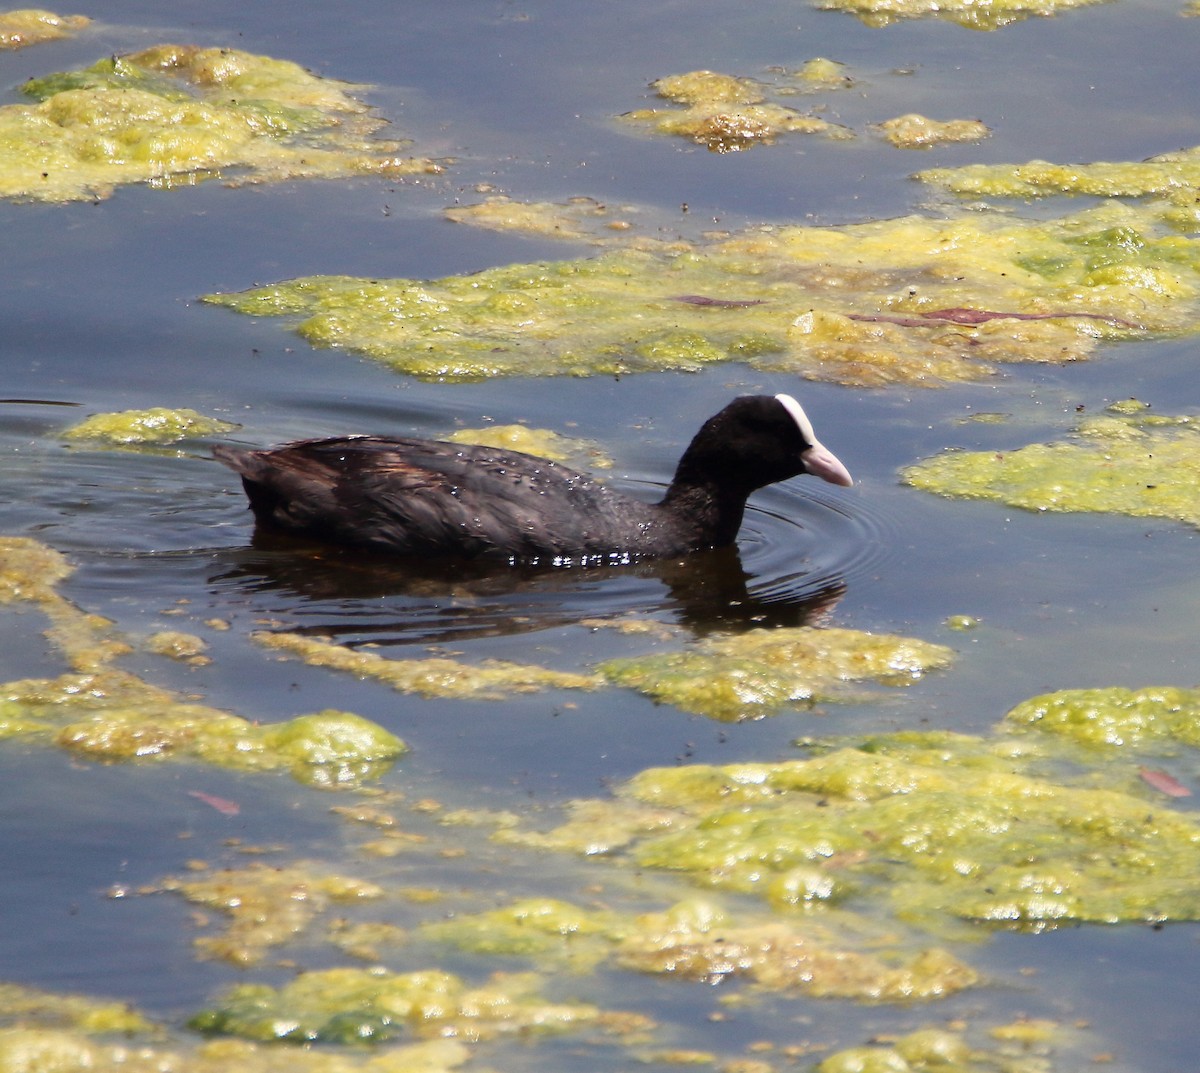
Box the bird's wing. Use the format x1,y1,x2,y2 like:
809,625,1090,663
302,437,617,557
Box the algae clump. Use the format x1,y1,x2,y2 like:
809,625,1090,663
515,732,1200,930
445,195,638,243
2,669,407,788
902,401,1200,529
599,626,955,721
621,70,845,153
0,979,472,1073
254,630,603,699
816,0,1112,29
0,44,439,202
1005,685,1200,748
874,114,990,149
918,145,1200,231
63,407,238,446
205,199,1197,387
159,862,384,966
817,1020,1083,1073
0,9,89,49
0,536,406,786
0,980,151,1035
190,966,649,1044
918,147,1200,201
424,896,976,1000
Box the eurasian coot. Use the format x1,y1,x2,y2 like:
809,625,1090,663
213,393,852,564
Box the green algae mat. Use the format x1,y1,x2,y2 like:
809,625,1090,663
203,198,1200,387
0,42,439,202
904,401,1200,529
0,536,405,787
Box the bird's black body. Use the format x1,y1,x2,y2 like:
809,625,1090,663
213,394,852,565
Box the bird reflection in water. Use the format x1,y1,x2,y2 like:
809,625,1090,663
210,526,846,649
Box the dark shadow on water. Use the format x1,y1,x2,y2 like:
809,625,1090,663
208,525,848,646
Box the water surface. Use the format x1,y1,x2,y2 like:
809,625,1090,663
2,1,1198,1070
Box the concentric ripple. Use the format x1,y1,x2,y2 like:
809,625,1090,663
208,479,897,648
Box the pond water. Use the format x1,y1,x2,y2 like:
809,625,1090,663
2,1,1199,1071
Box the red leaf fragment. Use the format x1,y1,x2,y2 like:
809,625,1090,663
1138,767,1192,798
188,790,242,816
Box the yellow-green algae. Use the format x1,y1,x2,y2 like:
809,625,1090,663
817,1019,1079,1073
0,8,88,49
422,897,618,963
190,967,651,1045
816,0,1111,30
0,981,150,1036
599,626,955,721
791,57,854,89
0,1032,471,1073
1005,685,1200,748
144,629,210,661
204,199,1199,387
444,423,612,468
445,195,640,242
621,70,847,153
0,536,132,673
902,401,1200,528
0,979,472,1073
874,114,990,150
505,731,1200,929
2,668,406,787
0,44,439,203
0,536,405,787
63,407,239,445
917,145,1200,232
918,146,1200,200
156,862,384,966
422,896,976,1001
254,631,603,699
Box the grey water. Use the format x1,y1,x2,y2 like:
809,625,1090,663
2,1,1199,1069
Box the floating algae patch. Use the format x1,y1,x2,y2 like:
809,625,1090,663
874,114,990,149
0,980,151,1035
791,57,855,89
511,731,1200,930
445,195,642,244
424,897,976,1001
155,862,383,966
144,629,209,663
1005,685,1200,749
444,423,612,469
817,1019,1095,1073
2,669,407,788
0,535,131,673
620,69,848,153
205,200,1199,387
254,631,603,699
0,981,472,1073
422,897,619,965
598,626,955,721
0,1030,470,1073
902,401,1200,528
0,539,406,785
190,966,651,1044
816,0,1112,30
0,44,439,202
0,9,89,49
918,145,1200,231
63,407,239,446
917,146,1200,201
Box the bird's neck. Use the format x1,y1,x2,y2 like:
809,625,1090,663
659,475,749,548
